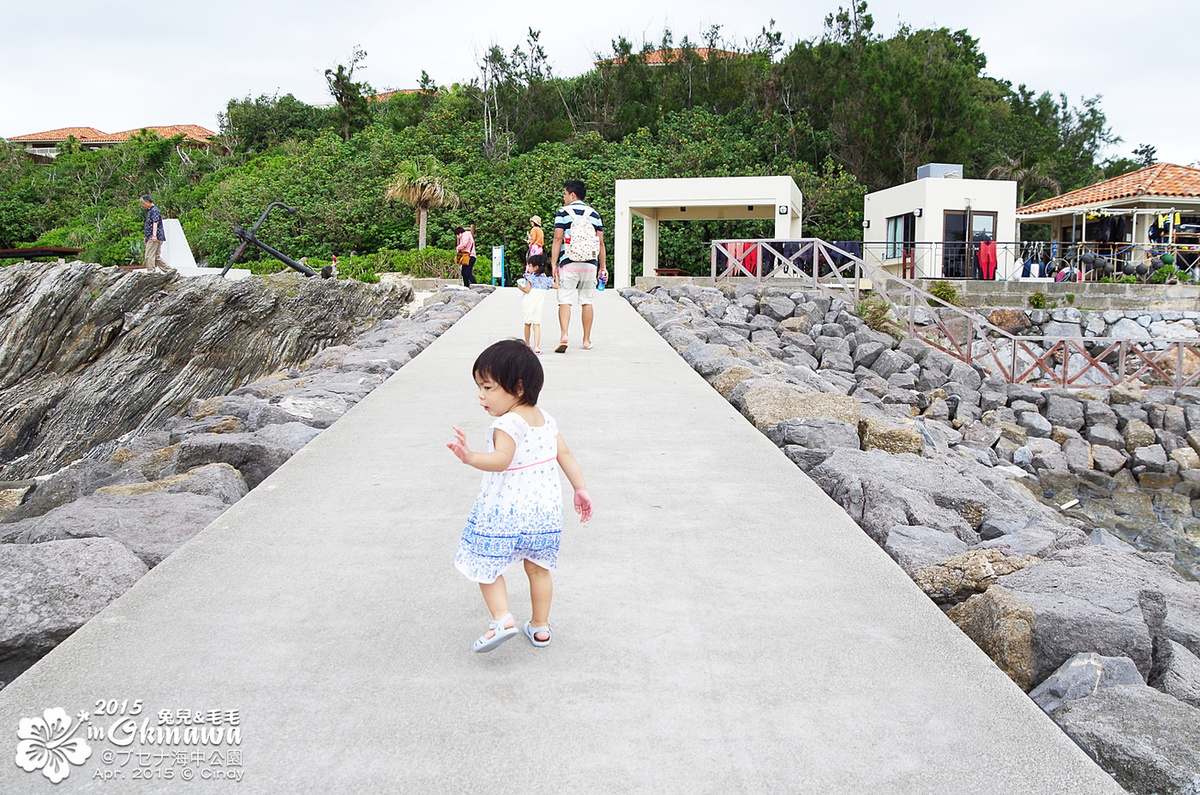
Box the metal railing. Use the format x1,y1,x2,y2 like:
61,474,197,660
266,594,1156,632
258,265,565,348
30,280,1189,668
858,240,1200,282
709,237,1200,388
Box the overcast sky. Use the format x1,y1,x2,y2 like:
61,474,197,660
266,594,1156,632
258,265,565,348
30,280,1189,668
4,0,1196,169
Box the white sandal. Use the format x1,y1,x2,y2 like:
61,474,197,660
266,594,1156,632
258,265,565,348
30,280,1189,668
473,613,518,653
523,621,552,647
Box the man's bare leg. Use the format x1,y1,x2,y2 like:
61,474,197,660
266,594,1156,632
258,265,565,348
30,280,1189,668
558,304,571,345
581,304,594,349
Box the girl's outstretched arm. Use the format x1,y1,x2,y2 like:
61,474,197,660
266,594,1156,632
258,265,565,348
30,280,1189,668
447,426,517,472
556,434,592,523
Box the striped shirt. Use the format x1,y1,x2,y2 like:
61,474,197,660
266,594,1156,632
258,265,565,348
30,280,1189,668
554,201,603,265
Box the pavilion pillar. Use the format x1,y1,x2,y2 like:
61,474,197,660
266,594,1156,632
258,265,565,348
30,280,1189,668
642,214,659,285
614,198,633,289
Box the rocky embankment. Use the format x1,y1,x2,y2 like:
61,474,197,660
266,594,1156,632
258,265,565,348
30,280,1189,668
623,283,1200,795
0,262,414,479
0,271,489,689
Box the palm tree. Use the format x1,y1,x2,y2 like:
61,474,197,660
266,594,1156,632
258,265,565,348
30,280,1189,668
986,154,1061,207
384,158,460,249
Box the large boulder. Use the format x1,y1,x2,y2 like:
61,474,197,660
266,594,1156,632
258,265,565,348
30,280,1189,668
1,459,146,524
1151,639,1200,708
95,463,248,505
883,524,969,576
808,448,1060,546
739,388,860,431
1029,652,1144,713
913,549,1040,605
997,545,1200,684
174,422,321,488
1051,685,1200,795
765,417,860,451
946,586,1037,690
0,492,229,567
0,538,147,679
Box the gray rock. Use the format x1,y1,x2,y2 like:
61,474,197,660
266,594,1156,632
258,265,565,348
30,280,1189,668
1109,318,1152,339
947,361,982,390
1083,399,1119,427
1046,395,1085,431
852,341,886,370
175,422,321,489
96,462,249,505
1051,685,1200,795
1043,321,1082,337
1102,309,1125,325
765,418,861,451
1062,438,1093,474
883,524,969,576
1124,419,1158,451
760,296,797,322
1017,411,1053,438
0,492,229,567
2,459,146,524
1030,652,1145,713
1091,527,1136,552
0,263,413,480
1151,639,1200,708
1131,444,1168,473
1086,424,1126,451
871,349,915,380
897,338,929,362
999,545,1200,684
1012,446,1034,469
818,350,855,373
0,537,147,679
1050,307,1084,324
809,448,1062,547
1007,384,1047,408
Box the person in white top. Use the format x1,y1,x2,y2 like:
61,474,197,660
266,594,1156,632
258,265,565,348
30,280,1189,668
447,340,593,652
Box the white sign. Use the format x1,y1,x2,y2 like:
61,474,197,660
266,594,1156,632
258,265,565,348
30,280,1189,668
492,246,504,278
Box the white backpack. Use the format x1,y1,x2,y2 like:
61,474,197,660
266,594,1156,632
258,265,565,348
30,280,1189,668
563,208,600,262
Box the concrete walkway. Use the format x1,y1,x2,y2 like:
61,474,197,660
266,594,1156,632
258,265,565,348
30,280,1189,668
0,289,1120,793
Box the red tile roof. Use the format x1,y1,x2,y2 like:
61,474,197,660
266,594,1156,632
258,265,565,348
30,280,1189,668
1018,163,1200,215
89,125,215,143
5,125,214,145
369,89,422,102
6,127,107,142
599,47,747,66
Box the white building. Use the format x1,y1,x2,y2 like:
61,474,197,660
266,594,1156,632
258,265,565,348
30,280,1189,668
862,164,1018,281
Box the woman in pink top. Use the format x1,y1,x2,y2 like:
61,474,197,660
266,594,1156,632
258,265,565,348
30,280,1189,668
455,224,477,286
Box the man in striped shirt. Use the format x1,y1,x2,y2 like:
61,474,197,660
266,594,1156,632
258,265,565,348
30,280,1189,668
550,180,607,353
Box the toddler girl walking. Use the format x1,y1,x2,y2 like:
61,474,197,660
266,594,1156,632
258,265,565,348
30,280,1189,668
516,254,553,353
447,339,593,652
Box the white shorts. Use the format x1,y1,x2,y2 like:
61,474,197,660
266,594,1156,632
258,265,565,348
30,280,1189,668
522,288,547,324
558,264,597,305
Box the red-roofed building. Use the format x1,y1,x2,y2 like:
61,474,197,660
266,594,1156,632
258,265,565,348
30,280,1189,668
4,125,216,161
596,47,747,67
1017,164,1200,251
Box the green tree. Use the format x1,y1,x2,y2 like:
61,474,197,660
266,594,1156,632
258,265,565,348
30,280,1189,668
384,156,460,249
218,93,330,153
325,46,374,142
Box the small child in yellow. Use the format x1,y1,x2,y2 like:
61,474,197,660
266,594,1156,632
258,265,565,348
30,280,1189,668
516,254,553,354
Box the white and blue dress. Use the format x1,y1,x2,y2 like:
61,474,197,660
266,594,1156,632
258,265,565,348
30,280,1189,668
455,409,562,583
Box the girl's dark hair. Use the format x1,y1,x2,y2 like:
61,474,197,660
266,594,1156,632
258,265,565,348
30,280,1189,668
526,252,545,267
473,340,543,405
453,225,465,235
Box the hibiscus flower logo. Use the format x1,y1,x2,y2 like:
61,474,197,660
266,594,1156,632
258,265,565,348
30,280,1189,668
15,708,92,783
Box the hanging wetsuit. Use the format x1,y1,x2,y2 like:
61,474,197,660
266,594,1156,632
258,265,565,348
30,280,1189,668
979,240,998,280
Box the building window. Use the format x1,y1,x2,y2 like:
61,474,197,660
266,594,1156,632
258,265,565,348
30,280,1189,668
885,214,916,259
886,215,904,259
